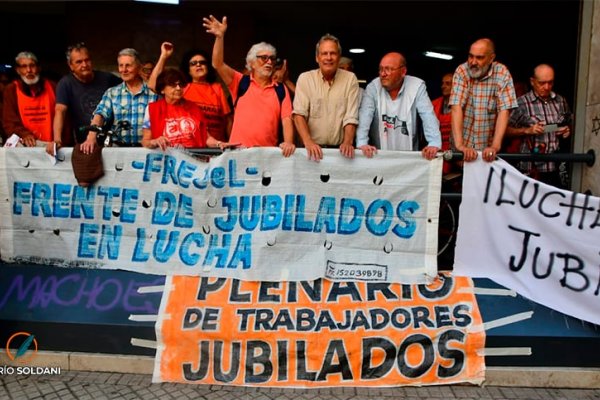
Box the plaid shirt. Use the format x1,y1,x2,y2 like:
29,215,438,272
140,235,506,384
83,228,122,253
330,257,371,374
94,81,158,145
508,90,571,173
449,61,517,150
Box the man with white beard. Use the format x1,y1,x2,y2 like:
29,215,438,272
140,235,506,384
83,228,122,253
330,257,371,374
2,52,59,147
449,38,517,163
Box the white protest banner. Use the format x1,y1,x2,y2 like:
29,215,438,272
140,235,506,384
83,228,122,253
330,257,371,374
454,158,600,325
0,148,441,283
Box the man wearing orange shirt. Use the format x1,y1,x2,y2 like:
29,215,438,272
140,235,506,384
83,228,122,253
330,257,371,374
203,15,295,157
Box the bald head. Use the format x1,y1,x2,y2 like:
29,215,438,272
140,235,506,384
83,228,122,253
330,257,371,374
533,63,554,80
471,38,495,55
382,52,406,68
531,63,555,99
379,52,407,93
467,38,495,79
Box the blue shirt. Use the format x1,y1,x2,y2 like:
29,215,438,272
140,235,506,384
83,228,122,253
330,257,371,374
93,81,158,145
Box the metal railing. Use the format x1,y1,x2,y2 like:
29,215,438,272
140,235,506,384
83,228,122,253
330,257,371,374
440,150,596,200
442,149,595,166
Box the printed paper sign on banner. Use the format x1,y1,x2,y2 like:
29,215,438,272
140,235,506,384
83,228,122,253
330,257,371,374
0,148,441,283
153,274,485,387
454,158,600,325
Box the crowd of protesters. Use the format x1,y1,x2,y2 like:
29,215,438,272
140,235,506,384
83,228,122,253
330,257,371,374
1,15,572,188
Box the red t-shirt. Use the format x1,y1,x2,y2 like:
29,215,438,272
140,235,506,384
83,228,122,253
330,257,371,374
149,98,208,148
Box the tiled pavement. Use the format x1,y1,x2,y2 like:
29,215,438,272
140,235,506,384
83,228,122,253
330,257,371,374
1,371,600,400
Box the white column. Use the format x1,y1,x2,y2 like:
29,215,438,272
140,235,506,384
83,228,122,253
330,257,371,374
579,0,600,194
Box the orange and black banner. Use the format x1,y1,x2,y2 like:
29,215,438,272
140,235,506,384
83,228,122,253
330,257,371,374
154,273,485,387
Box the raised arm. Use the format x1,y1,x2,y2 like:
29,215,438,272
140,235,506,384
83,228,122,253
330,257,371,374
202,15,235,86
276,60,296,96
148,42,174,93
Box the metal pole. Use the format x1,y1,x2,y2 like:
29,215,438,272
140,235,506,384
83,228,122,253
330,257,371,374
442,149,595,166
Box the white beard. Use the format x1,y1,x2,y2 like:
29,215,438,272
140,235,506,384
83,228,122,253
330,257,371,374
468,64,490,80
22,75,40,85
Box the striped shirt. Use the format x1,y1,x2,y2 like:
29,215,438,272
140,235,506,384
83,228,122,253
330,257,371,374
449,61,517,150
508,90,571,172
94,81,158,145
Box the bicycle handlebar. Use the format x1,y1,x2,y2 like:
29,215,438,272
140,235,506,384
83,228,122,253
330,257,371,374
79,125,103,134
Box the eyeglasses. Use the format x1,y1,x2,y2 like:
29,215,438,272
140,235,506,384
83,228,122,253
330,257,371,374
378,65,405,74
168,81,184,88
189,60,208,67
141,68,153,73
256,54,277,63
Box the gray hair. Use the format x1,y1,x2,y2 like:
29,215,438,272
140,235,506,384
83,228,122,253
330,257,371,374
339,56,353,68
117,48,141,65
15,51,38,64
245,42,276,71
66,42,88,62
315,34,342,56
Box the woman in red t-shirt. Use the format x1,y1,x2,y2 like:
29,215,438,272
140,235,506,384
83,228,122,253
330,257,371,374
180,49,232,142
142,69,230,150
148,42,232,142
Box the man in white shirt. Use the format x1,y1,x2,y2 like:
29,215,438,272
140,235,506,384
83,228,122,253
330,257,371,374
357,52,441,160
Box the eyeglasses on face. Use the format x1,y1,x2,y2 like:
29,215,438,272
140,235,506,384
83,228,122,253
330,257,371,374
378,65,405,74
189,60,208,67
256,54,277,63
168,81,184,88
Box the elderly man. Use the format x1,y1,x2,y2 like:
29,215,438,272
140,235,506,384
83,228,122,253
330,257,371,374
47,43,120,155
450,38,517,162
293,34,359,160
3,52,59,147
81,48,157,154
203,15,295,157
506,64,571,187
357,52,441,160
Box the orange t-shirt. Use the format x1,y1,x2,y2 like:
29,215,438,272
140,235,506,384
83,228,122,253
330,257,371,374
183,82,230,142
228,71,292,148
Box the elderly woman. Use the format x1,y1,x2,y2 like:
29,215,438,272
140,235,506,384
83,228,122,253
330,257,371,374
148,42,231,142
142,68,228,150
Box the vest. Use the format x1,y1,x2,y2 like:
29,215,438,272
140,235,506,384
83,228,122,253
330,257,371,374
15,80,55,142
371,76,422,151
